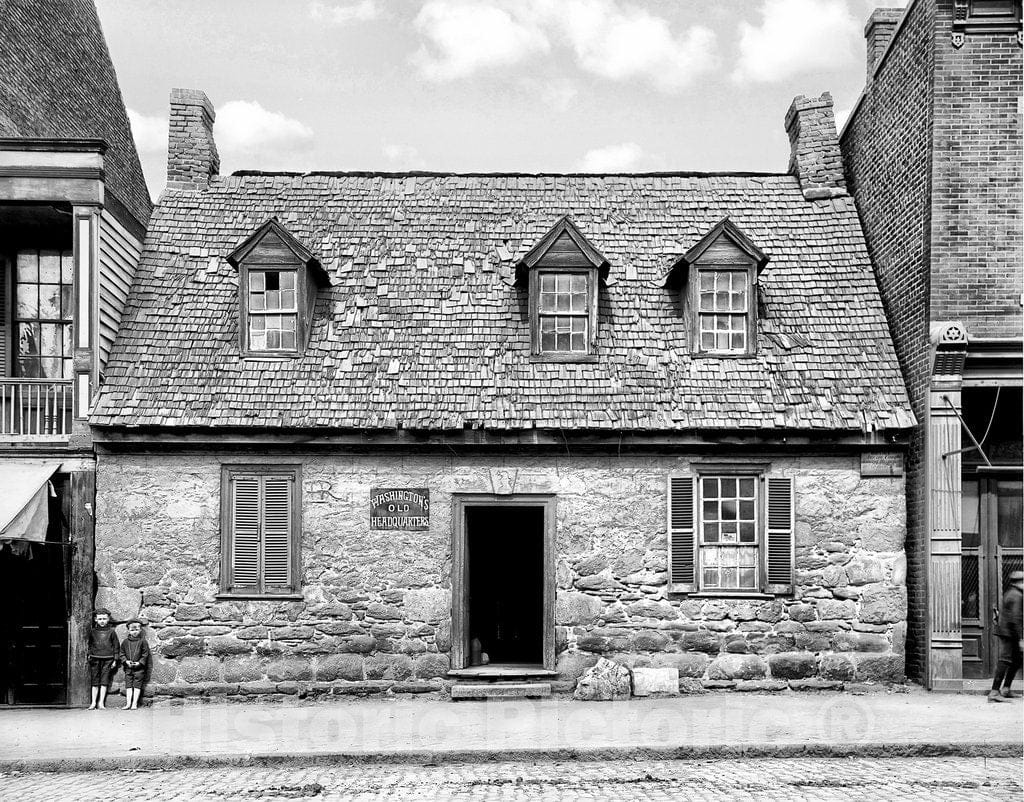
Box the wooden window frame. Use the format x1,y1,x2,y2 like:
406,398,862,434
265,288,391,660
218,463,302,599
529,267,599,362
668,463,793,598
237,263,305,359
687,263,757,357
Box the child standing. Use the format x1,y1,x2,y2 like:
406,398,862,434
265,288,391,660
119,619,150,710
87,607,119,710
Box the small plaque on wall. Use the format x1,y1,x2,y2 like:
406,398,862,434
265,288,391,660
370,488,430,530
860,453,904,477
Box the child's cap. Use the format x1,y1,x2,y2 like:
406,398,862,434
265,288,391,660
93,607,110,617
126,618,143,627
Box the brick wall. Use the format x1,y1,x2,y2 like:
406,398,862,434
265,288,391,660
95,450,908,700
0,0,151,227
930,2,1023,337
839,0,935,682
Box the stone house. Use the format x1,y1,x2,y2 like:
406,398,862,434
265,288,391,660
840,1,1022,690
88,86,916,700
0,0,150,705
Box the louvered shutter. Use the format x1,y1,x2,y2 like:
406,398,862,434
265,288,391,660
262,475,294,593
230,476,261,593
668,475,696,593
765,476,795,594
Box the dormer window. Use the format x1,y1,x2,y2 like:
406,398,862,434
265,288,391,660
697,268,751,353
247,269,297,351
227,219,328,358
665,218,768,357
516,216,609,362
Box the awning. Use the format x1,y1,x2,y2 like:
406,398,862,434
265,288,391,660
0,461,61,542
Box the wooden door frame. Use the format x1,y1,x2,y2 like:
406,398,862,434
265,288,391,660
451,494,556,671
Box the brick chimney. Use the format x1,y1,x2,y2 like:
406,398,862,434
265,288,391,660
167,88,219,189
865,8,903,78
785,92,847,201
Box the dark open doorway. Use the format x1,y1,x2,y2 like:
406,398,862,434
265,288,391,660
0,474,70,705
465,505,545,666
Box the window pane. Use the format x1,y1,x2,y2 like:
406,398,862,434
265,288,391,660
249,272,265,292
282,315,297,333
541,273,555,293
721,500,737,520
280,271,296,290
39,285,61,319
703,523,719,542
265,272,280,291
740,522,756,542
281,330,296,350
17,251,38,282
250,293,266,311
61,252,74,284
16,285,37,318
281,290,296,309
721,478,736,496
39,251,61,283
740,501,755,519
556,291,570,312
250,331,266,349
703,500,717,520
250,316,266,332
265,291,280,311
739,568,757,588
61,285,74,318
702,477,717,496
267,329,280,349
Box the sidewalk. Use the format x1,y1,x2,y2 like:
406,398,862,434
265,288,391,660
1,689,1020,771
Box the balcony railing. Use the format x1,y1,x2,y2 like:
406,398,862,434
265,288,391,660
0,379,73,438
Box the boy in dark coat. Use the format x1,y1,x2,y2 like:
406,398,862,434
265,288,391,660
989,569,1024,702
119,619,150,709
87,608,119,709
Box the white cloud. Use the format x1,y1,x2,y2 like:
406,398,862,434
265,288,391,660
733,0,859,84
833,105,852,130
411,0,717,91
576,142,644,172
382,142,426,168
216,101,315,169
127,109,168,153
538,79,578,111
309,0,380,24
545,0,717,91
413,2,549,81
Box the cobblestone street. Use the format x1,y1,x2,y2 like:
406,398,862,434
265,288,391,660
1,757,1021,801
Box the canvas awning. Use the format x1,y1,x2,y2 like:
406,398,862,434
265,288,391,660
0,462,61,542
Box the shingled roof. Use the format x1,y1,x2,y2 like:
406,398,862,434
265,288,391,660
0,0,151,227
91,172,914,434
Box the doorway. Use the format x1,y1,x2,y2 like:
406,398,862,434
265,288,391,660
452,496,555,671
961,474,1023,679
0,475,70,704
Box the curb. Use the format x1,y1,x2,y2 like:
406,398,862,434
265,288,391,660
3,742,1021,772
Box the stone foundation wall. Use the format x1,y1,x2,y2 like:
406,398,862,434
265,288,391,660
94,451,907,700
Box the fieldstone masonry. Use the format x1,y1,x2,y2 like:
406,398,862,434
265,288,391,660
95,452,907,700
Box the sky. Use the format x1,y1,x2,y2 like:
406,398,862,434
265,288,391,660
95,0,908,200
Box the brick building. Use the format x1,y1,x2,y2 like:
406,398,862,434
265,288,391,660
87,88,916,701
0,0,150,705
840,0,1022,689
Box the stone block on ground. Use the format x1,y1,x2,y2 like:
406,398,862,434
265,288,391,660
573,657,631,701
631,667,679,697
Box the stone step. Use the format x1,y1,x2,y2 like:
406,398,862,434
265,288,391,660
451,682,552,700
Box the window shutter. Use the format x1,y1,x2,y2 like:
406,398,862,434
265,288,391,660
230,476,260,593
262,475,294,592
668,475,696,593
766,476,794,594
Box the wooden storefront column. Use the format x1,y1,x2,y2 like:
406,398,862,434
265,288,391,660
67,468,96,706
926,384,964,691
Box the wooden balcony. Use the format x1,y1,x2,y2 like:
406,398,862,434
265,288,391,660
0,378,73,440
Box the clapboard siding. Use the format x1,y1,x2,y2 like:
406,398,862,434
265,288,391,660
98,210,142,370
